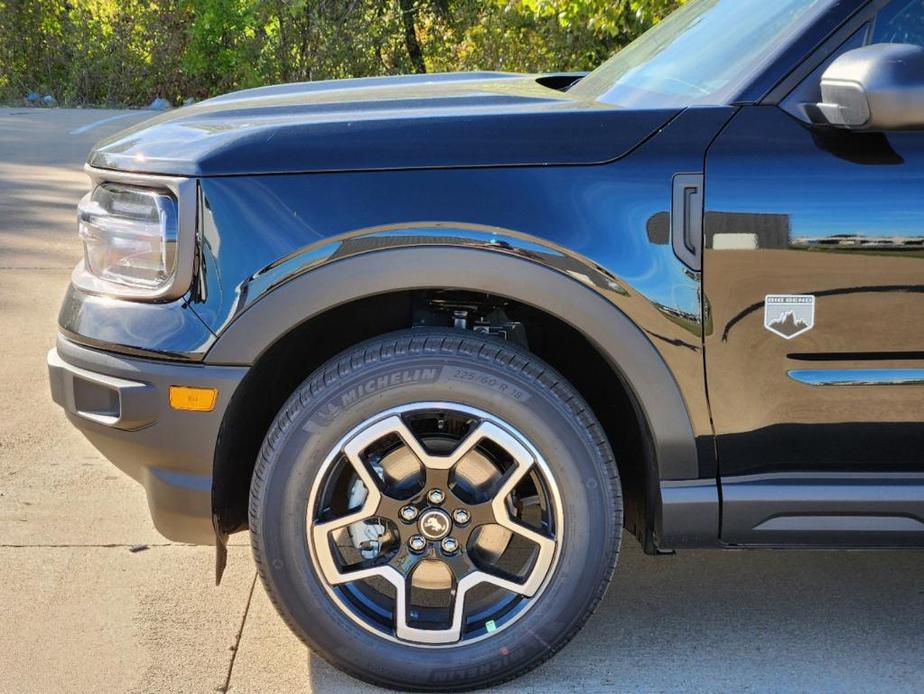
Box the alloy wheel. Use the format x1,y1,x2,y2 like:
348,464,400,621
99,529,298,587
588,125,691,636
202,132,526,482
306,402,563,646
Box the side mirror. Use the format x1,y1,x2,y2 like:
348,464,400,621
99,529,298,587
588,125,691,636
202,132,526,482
815,43,924,131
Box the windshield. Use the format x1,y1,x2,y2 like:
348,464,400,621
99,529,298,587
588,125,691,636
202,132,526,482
569,0,834,108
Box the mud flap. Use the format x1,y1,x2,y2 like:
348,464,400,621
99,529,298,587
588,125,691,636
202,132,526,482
213,513,229,586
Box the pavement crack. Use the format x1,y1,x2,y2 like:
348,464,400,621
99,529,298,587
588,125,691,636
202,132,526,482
219,571,258,693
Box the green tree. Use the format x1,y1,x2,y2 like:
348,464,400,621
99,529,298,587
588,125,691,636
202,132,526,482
0,0,684,105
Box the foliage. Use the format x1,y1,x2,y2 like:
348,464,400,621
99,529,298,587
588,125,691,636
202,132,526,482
0,0,682,106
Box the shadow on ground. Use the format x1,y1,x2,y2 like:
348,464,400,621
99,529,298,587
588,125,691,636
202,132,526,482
294,540,924,693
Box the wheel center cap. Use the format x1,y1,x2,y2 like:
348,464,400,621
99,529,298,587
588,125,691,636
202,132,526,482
418,509,452,540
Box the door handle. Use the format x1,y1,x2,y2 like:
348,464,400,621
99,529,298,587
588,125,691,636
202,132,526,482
671,173,704,271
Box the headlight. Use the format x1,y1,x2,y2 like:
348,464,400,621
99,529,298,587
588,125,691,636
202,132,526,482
73,169,196,301
78,184,178,290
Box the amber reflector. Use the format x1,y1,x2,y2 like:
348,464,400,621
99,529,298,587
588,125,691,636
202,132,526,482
169,386,218,412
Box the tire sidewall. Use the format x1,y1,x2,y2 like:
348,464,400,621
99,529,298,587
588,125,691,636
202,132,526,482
253,336,621,690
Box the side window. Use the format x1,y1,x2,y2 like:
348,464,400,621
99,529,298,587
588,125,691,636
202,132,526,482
872,0,924,46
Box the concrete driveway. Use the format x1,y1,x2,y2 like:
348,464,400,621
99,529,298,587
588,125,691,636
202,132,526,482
0,107,922,693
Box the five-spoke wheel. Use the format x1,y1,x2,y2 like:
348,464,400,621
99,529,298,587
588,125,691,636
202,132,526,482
308,405,562,644
250,330,621,690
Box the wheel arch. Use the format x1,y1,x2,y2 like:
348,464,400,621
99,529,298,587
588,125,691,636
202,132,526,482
205,246,711,549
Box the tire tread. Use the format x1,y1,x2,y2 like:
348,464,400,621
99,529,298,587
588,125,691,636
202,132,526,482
250,329,622,692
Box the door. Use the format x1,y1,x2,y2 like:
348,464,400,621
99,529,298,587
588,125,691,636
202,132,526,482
704,0,924,546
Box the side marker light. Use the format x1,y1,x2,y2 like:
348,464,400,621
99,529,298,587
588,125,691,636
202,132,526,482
169,386,218,412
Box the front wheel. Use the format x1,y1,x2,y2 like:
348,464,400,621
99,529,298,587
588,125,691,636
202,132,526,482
250,330,622,691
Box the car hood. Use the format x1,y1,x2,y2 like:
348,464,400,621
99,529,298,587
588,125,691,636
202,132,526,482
88,72,679,176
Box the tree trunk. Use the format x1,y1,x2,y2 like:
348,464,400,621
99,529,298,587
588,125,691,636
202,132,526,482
398,0,426,73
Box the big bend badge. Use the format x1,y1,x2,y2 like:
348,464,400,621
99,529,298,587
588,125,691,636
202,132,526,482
764,295,815,340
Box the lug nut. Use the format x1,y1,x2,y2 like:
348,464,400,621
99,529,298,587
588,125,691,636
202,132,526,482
427,489,445,505
399,505,419,522
408,535,427,553
452,509,471,525
440,537,459,555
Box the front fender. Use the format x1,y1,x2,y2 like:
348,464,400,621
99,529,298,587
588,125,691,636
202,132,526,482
205,242,702,513
203,242,719,545
195,107,735,546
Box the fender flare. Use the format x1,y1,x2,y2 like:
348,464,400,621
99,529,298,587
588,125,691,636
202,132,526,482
204,246,708,544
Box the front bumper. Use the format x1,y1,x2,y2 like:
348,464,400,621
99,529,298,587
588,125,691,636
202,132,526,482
48,337,248,543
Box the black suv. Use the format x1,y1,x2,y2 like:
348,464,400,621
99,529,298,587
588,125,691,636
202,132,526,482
48,0,924,689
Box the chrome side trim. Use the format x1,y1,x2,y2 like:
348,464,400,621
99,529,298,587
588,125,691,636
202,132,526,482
788,369,924,386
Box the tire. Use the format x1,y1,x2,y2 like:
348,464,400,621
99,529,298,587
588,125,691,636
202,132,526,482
250,329,622,691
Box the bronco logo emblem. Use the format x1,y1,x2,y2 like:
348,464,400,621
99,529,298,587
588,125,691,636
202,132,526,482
419,510,451,540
